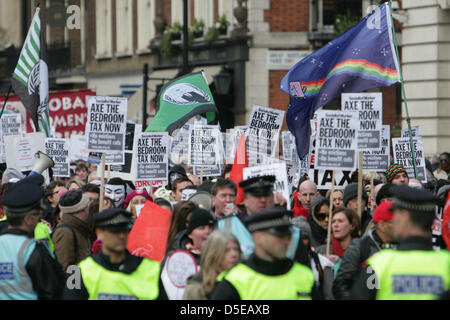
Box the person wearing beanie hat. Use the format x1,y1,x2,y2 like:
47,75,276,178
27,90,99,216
52,190,92,272
63,207,168,300
333,201,397,300
385,163,409,185
343,183,372,235
123,189,152,219
0,173,65,300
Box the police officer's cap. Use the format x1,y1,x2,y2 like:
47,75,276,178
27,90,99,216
93,208,132,231
239,175,276,197
2,174,45,214
245,207,292,236
390,185,441,213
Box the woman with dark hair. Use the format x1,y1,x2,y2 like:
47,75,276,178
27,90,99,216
307,196,331,249
166,201,198,253
42,180,65,228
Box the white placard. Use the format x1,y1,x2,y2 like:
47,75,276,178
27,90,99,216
401,126,419,138
4,132,45,172
362,125,390,171
315,110,359,171
243,162,291,210
342,92,382,150
309,169,356,190
247,106,284,164
1,113,22,163
281,131,300,163
45,138,70,177
68,134,89,161
169,124,190,165
86,96,127,153
135,132,169,181
188,125,221,166
392,136,427,183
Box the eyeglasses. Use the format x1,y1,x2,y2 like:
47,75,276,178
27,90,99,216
316,213,327,221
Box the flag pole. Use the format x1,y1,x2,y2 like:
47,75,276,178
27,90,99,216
389,1,418,179
0,85,12,121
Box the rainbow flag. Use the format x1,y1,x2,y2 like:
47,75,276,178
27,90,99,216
281,2,400,158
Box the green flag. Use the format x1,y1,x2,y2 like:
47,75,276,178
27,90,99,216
10,8,51,137
145,71,218,134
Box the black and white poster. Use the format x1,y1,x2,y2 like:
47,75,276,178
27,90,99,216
135,132,169,181
188,125,221,166
362,125,390,171
392,136,427,183
45,138,70,177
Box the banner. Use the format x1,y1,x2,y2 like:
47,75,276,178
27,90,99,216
45,138,70,177
247,106,284,164
362,125,390,171
342,92,382,149
309,169,355,190
315,110,359,171
243,162,291,210
392,136,427,182
135,132,169,181
86,96,127,154
1,113,22,163
188,125,221,166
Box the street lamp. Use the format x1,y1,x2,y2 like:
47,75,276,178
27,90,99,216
213,67,232,95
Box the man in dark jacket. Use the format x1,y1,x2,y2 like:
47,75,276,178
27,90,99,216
0,174,65,300
333,201,397,299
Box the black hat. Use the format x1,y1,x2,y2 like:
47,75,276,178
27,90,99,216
167,165,187,190
59,190,90,214
93,208,133,231
2,174,44,213
343,183,368,206
376,184,394,205
245,207,292,236
186,208,215,234
239,175,275,197
390,185,441,213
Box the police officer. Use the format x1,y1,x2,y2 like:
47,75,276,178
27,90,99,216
237,175,277,223
211,207,318,300
63,208,167,300
350,185,450,300
0,174,65,300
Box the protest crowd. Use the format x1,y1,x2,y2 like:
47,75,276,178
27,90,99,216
0,2,449,302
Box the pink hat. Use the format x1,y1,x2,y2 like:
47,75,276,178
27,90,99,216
57,188,68,200
123,188,152,209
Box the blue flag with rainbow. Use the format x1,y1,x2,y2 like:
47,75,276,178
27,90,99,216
280,2,401,158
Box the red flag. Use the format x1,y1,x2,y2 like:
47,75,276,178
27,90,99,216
442,192,450,249
229,133,248,204
127,200,172,262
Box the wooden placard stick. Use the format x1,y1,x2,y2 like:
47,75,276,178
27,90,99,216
326,170,336,256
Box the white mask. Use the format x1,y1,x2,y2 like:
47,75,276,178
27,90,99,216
105,184,126,207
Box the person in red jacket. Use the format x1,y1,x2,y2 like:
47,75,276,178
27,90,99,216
293,180,318,218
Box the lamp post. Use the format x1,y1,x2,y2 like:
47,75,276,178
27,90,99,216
213,67,232,95
182,0,189,75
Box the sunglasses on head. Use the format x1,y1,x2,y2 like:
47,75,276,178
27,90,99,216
316,213,327,221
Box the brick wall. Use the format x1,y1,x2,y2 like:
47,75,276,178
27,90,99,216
269,70,290,130
264,0,309,32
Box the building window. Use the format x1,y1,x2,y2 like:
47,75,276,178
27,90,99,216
137,0,155,54
311,0,362,32
194,0,214,27
171,0,183,25
116,0,133,57
218,0,236,27
95,0,112,58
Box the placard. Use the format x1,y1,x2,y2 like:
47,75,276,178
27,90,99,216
243,162,291,210
315,110,359,171
362,125,390,171
281,131,300,163
135,132,169,181
194,165,222,177
1,113,22,163
86,96,127,153
247,106,284,164
392,136,427,182
401,126,419,138
309,169,356,190
342,92,382,150
45,138,70,177
188,125,221,166
169,124,190,165
68,134,89,161
4,132,45,172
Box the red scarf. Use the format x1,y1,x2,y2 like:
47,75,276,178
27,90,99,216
292,191,309,218
331,236,346,258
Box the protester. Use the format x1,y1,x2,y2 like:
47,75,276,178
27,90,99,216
63,208,167,300
433,152,450,180
42,181,65,227
75,163,89,183
211,207,319,300
350,186,450,300
306,196,331,249
0,174,65,300
66,176,85,191
294,180,318,218
316,207,360,272
154,198,173,212
171,177,194,202
183,230,241,300
81,183,100,203
333,201,397,299
52,190,92,272
237,175,276,222
211,178,238,219
385,163,409,185
123,189,153,219
408,178,423,189
326,189,344,209
104,177,128,208
166,201,198,253
164,208,214,265
343,183,371,235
